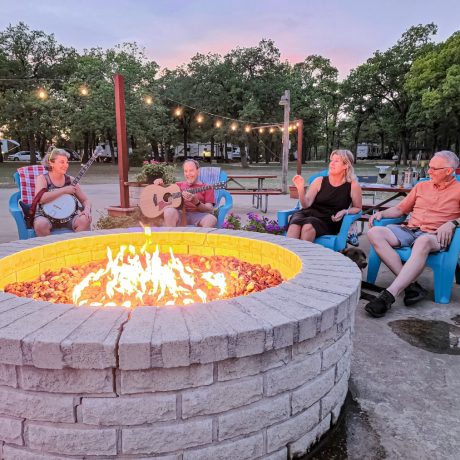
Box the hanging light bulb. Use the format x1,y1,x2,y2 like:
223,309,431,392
259,127,264,134
174,107,182,116
144,95,153,105
79,85,89,96
269,127,274,133
244,125,251,133
215,119,222,128
295,121,300,127
288,125,293,132
196,114,204,123
231,123,237,131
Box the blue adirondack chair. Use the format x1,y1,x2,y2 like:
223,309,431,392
198,167,233,228
366,175,460,304
9,166,73,240
277,169,362,251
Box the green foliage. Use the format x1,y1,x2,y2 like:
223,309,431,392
222,212,284,235
129,148,148,167
94,211,142,229
135,161,176,184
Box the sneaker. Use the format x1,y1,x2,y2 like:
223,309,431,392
404,282,427,307
364,289,395,318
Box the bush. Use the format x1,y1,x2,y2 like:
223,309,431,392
129,148,148,167
94,209,143,229
136,160,176,184
222,212,285,235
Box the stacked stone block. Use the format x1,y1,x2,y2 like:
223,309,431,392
0,229,360,459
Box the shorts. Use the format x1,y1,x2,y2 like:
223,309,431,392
178,211,213,226
34,214,77,231
387,225,427,247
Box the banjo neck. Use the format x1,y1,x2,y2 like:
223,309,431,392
71,152,99,186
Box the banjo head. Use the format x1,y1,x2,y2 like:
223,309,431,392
43,194,78,219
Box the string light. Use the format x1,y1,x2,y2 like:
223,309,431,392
37,88,48,100
196,114,204,123
269,127,274,133
174,107,182,116
79,85,89,96
144,95,153,105
231,123,238,131
215,120,222,128
259,128,264,134
244,125,251,133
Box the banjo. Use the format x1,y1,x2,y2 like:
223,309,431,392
139,181,227,218
41,150,100,224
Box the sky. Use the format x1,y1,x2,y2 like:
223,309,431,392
1,0,460,78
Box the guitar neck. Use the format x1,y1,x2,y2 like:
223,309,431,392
72,154,98,185
171,183,218,199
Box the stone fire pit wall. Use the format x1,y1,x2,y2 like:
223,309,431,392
0,229,361,459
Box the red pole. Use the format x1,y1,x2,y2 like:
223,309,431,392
296,120,303,176
114,73,130,208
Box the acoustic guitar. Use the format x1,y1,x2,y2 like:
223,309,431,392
139,181,227,218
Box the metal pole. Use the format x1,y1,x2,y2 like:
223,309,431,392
296,119,303,176
113,74,130,208
280,90,290,194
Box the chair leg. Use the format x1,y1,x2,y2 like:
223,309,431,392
456,262,460,285
366,246,382,284
433,266,455,304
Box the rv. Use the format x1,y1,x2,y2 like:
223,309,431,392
174,143,242,161
1,139,20,157
356,143,382,160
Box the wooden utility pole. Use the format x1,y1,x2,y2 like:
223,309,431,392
296,119,303,175
279,90,290,193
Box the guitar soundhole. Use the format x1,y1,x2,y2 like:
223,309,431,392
164,193,172,203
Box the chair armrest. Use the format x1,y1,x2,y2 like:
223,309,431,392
334,212,362,251
371,216,407,227
9,191,29,239
277,202,301,228
216,190,233,228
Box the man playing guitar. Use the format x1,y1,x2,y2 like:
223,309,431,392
34,148,92,236
153,159,217,227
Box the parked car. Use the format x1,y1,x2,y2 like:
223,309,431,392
62,148,81,161
8,151,42,161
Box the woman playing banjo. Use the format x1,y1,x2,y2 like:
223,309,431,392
33,148,92,236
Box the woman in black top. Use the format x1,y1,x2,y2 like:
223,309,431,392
287,150,362,242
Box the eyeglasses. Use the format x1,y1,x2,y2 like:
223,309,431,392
427,165,451,171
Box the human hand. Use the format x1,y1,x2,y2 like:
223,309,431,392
182,191,194,202
292,175,305,189
368,211,383,228
64,185,77,195
153,178,164,186
331,209,347,222
435,221,455,249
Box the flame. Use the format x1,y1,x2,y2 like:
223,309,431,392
72,230,226,308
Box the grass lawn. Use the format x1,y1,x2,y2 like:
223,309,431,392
0,159,394,189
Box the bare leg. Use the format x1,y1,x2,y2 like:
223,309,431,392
163,207,180,227
33,217,52,237
287,223,301,239
73,215,91,232
198,214,217,228
368,226,403,275
386,235,440,297
300,223,316,242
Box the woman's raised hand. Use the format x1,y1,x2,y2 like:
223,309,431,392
292,175,305,189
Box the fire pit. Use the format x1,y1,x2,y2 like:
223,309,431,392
0,228,360,459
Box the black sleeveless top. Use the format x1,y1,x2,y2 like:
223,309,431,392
309,176,352,219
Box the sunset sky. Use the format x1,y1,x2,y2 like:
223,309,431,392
1,0,459,77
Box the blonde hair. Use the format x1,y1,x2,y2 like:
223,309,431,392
330,149,356,182
42,148,69,171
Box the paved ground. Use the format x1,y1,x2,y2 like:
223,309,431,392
1,184,459,459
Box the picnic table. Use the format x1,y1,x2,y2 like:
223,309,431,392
226,174,281,213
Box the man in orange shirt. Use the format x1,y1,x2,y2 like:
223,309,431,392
154,159,217,228
365,150,460,317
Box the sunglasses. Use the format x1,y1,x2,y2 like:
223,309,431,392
428,166,452,171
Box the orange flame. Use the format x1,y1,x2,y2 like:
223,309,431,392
72,230,226,308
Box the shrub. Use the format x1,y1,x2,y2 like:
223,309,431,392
136,160,176,184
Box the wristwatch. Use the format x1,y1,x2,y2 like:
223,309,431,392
451,220,459,228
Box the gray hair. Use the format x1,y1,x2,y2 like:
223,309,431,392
433,150,459,170
330,149,356,182
42,148,69,171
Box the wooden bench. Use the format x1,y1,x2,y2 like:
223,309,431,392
229,189,283,213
